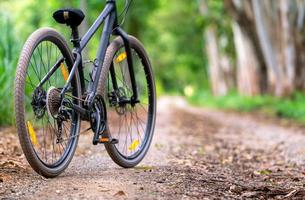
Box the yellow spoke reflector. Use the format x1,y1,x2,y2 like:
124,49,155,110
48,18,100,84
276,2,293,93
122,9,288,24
27,121,38,146
128,139,139,151
60,63,69,81
115,52,127,63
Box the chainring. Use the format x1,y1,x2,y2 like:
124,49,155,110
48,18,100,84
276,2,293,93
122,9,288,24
89,94,107,135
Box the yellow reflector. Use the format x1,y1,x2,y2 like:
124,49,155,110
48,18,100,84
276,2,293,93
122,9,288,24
60,63,69,81
27,121,38,145
128,139,139,151
115,52,127,63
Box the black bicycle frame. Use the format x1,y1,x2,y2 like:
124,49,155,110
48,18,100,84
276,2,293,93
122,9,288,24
38,0,138,107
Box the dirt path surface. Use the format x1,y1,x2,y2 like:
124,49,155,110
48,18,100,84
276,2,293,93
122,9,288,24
2,97,305,199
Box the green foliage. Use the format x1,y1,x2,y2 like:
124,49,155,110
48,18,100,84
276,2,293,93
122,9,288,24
189,90,305,122
274,92,305,121
0,14,20,125
140,0,208,94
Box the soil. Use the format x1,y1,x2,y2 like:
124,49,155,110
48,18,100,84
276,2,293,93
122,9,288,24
1,96,305,199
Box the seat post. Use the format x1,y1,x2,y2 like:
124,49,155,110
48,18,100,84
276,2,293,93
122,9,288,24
70,26,80,48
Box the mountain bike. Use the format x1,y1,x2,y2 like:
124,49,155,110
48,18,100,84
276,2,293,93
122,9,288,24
14,0,156,178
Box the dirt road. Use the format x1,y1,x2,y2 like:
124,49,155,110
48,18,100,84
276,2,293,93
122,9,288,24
1,97,305,199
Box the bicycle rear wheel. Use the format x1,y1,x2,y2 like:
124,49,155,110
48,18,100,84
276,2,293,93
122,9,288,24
14,28,81,177
98,36,156,168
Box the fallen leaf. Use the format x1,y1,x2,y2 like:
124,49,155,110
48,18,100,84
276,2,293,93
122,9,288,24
100,189,111,192
154,143,164,150
114,190,127,197
134,166,154,171
241,191,259,198
284,189,298,198
254,169,272,175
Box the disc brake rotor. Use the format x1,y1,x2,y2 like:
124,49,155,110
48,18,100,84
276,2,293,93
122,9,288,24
31,87,46,119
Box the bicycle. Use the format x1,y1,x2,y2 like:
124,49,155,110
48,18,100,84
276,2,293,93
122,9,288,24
14,0,156,178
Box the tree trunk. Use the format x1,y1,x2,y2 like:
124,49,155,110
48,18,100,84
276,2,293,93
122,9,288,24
205,27,228,96
252,0,284,96
225,0,268,94
224,0,268,95
199,0,229,96
294,0,305,91
279,0,295,94
232,22,260,96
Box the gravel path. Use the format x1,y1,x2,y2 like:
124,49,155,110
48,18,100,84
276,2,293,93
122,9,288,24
1,97,305,199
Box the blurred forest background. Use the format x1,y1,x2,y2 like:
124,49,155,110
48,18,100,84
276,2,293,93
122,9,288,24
1,0,305,125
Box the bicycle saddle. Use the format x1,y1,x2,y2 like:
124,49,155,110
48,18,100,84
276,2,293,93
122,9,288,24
53,8,85,27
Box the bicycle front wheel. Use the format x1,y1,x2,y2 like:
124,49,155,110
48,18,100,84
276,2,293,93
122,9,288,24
98,36,156,168
14,28,81,177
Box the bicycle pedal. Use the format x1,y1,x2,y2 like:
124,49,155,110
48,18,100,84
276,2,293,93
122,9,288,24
98,137,118,144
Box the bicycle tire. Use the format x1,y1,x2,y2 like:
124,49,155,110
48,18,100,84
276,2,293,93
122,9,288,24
98,36,156,168
14,28,81,177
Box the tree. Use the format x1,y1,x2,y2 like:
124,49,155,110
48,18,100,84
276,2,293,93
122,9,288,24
223,0,305,96
199,0,232,96
199,0,237,96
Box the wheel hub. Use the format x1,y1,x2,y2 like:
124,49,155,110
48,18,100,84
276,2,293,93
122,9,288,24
108,87,130,115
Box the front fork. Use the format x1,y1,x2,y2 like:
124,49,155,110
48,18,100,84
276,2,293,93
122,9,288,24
113,27,139,104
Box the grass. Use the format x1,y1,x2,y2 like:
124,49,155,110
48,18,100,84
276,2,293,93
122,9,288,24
188,90,305,122
0,14,20,125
